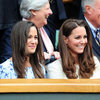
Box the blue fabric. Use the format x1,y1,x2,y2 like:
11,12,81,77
0,59,46,79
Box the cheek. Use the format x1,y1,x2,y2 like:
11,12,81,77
85,39,88,44
36,40,38,45
26,39,30,44
68,39,79,46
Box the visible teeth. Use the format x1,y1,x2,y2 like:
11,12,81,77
78,46,84,48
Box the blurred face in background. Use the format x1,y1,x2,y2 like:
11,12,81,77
86,0,100,28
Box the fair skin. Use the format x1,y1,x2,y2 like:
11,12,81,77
29,1,52,28
64,26,87,59
44,51,60,60
10,26,38,67
25,26,38,67
84,0,100,29
25,26,38,55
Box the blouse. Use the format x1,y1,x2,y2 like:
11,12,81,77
0,59,46,79
47,56,100,79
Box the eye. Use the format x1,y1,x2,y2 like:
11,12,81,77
28,35,32,38
74,36,81,39
84,35,87,39
34,35,38,40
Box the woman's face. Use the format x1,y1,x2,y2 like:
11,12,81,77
64,26,87,57
25,26,38,55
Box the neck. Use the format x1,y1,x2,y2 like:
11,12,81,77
85,14,98,29
70,52,79,64
75,58,79,64
9,57,12,61
27,17,41,28
25,56,31,67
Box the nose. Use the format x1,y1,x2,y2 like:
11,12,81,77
31,38,37,43
80,38,87,44
49,8,53,15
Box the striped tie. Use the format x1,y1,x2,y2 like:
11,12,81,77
95,29,100,47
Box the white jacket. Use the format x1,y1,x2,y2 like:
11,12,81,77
47,56,100,79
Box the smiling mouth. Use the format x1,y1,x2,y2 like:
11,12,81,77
45,15,49,19
29,45,36,48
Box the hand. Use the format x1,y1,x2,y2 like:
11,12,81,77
52,51,60,59
44,52,51,60
44,51,60,60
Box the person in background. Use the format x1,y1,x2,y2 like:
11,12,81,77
81,0,100,61
47,19,100,79
0,21,46,79
20,0,60,65
43,0,67,64
44,0,67,50
0,0,22,63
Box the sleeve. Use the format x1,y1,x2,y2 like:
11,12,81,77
0,63,10,79
0,60,17,79
47,59,67,79
90,56,100,79
39,63,47,78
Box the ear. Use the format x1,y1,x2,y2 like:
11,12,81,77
63,35,68,44
30,10,37,16
85,5,93,15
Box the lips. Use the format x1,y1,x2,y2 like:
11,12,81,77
77,44,86,48
29,45,36,49
45,15,49,19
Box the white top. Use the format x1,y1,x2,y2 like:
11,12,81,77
47,56,100,79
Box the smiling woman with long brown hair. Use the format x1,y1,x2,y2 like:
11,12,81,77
0,21,46,79
47,19,100,79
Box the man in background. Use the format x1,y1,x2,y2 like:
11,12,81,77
81,0,100,61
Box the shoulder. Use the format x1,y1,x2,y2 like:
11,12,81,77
93,56,100,68
90,56,100,79
0,59,13,69
0,59,17,79
47,58,67,79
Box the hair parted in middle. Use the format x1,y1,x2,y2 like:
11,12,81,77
11,20,45,78
59,19,95,79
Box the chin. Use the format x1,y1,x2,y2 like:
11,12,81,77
29,50,36,54
78,51,84,54
29,52,35,54
44,21,47,25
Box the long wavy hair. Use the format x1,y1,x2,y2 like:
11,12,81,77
11,21,45,78
59,19,95,79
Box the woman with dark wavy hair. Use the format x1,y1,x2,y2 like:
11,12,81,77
47,19,100,79
0,21,46,79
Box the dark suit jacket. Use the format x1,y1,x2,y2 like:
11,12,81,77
0,0,22,63
0,0,22,29
91,32,100,61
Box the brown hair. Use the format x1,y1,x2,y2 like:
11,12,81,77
11,21,45,78
59,19,95,79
